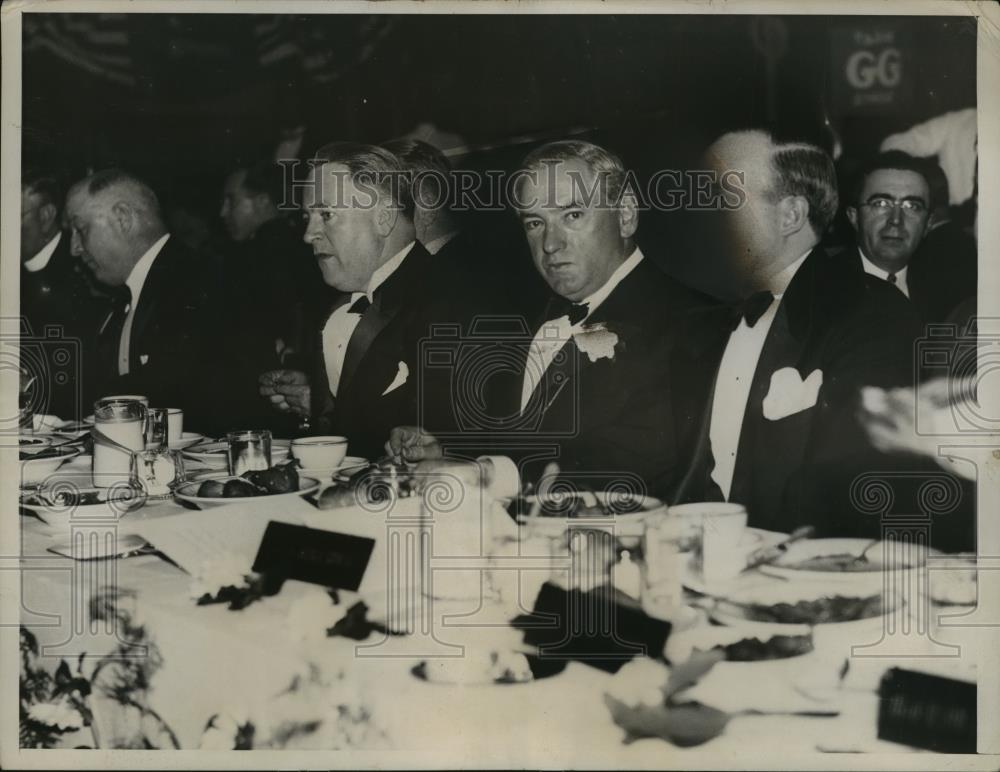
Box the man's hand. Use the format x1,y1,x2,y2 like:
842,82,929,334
259,370,311,417
385,426,443,463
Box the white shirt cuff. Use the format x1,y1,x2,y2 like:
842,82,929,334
478,455,521,500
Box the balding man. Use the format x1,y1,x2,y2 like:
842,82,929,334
66,169,220,427
672,130,924,540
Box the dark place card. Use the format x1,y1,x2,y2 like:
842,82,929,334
877,667,976,753
252,521,375,592
511,581,672,676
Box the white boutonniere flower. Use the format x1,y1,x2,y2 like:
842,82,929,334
573,322,620,363
762,367,823,421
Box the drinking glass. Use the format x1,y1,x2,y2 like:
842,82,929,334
226,430,272,476
145,408,169,450
132,448,184,497
93,399,146,488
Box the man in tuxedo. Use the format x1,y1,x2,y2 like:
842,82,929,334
846,151,976,327
387,139,714,499
258,142,469,459
669,131,969,544
65,169,221,428
21,169,109,420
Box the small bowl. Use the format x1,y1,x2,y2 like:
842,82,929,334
21,484,146,528
291,435,349,471
20,446,82,487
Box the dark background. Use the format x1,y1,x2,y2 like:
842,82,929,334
21,13,977,298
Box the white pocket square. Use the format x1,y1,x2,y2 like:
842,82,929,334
139,354,149,366
381,361,409,396
762,367,823,421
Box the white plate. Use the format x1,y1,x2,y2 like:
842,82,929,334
47,534,151,560
20,447,83,487
173,475,321,509
168,432,206,450
758,538,936,585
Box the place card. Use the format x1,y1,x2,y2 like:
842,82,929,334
512,581,672,675
252,521,375,591
877,667,975,753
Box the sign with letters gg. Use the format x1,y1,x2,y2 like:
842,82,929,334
830,26,913,116
252,521,375,591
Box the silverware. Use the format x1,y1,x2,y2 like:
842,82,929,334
742,526,815,572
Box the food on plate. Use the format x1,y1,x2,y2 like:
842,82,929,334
194,460,302,499
222,479,258,498
196,480,226,498
509,492,657,519
699,634,814,661
732,594,886,625
786,553,877,572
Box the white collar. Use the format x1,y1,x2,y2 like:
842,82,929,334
124,233,170,302
423,231,458,256
364,240,415,300
23,231,61,273
576,247,644,320
858,248,909,284
768,248,813,298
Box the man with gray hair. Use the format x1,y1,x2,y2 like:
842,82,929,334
65,168,219,426
388,139,714,498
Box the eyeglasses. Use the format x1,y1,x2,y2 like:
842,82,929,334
859,198,927,217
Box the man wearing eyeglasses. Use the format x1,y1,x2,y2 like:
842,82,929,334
846,151,974,326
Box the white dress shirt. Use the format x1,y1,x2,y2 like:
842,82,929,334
858,249,909,298
119,233,170,375
423,231,458,256
708,249,811,501
519,247,644,412
322,241,415,397
23,232,62,273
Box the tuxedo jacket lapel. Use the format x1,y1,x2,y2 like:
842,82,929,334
327,243,433,408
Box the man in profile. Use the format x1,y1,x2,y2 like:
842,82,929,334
259,143,469,459
65,168,220,428
671,131,963,543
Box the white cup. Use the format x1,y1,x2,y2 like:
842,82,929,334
165,408,183,443
290,435,349,470
699,502,749,583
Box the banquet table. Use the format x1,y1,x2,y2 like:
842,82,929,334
18,453,982,759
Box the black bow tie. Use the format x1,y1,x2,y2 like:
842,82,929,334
546,298,590,325
347,294,371,315
730,291,775,330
